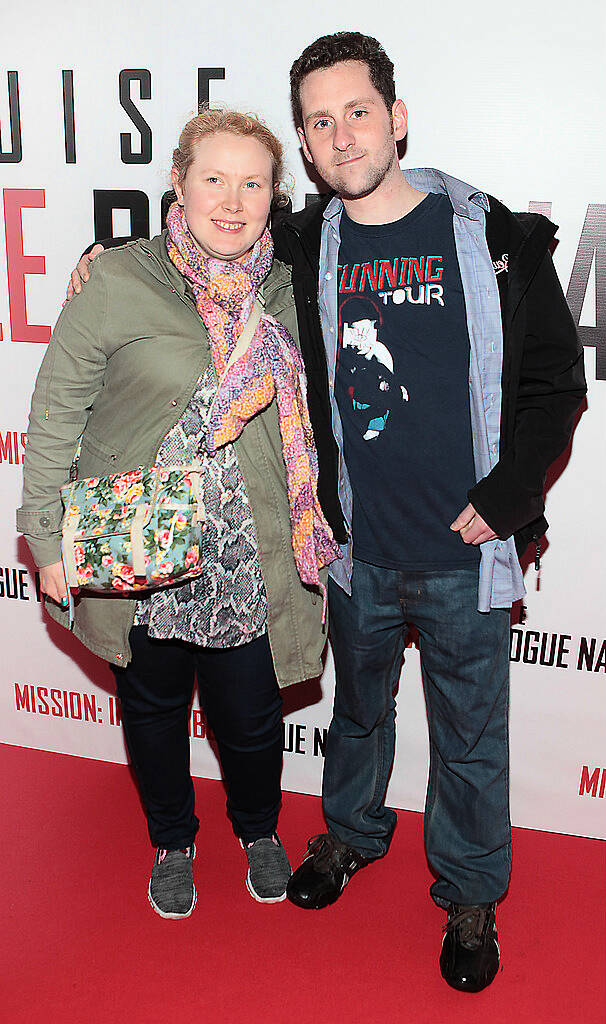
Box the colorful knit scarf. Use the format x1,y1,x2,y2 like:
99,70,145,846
166,202,341,615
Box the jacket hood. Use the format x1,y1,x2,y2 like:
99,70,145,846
485,197,559,316
509,210,558,275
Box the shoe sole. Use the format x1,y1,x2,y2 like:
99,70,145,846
245,870,288,904
148,883,197,919
147,843,197,919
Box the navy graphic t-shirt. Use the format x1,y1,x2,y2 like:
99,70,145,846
335,192,479,569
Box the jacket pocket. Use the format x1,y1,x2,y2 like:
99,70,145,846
79,432,126,475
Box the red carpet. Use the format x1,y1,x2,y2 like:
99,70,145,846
2,742,604,1023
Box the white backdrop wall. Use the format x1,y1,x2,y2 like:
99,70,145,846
2,0,605,841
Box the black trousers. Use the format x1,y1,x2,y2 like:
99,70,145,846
112,627,283,847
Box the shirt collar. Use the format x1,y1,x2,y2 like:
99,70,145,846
322,167,489,224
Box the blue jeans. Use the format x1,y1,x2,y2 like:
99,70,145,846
324,559,512,907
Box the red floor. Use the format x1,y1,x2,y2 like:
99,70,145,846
2,742,605,1024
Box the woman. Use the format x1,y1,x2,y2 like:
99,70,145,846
17,110,339,917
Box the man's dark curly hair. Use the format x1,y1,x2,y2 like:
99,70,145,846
290,32,396,130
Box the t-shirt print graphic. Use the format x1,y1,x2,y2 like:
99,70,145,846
339,295,409,441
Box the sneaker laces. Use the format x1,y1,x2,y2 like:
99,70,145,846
443,904,495,949
305,833,362,874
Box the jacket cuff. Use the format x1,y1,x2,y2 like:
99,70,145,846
21,534,63,569
16,507,64,535
16,507,64,568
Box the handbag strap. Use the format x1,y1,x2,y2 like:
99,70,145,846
227,294,264,373
201,295,264,448
61,513,80,588
208,295,264,407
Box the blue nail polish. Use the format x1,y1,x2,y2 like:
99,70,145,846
61,597,68,607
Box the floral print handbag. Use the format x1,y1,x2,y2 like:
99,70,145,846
60,298,263,595
61,466,206,592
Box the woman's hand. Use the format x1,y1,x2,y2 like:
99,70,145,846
39,562,70,605
64,244,105,303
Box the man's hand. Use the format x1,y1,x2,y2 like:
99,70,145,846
450,503,498,545
64,243,105,303
39,562,70,605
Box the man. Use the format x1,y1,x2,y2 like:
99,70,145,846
270,32,585,992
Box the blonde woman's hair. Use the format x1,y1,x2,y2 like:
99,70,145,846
172,108,290,209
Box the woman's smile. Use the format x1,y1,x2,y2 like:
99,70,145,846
171,132,274,262
212,219,246,232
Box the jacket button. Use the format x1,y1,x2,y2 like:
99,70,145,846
116,653,123,661
171,400,178,407
39,516,50,527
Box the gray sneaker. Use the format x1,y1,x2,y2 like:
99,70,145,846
148,845,196,919
241,835,292,903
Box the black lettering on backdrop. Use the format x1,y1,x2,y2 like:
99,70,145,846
0,71,22,163
197,68,225,110
0,568,39,601
119,69,152,164
556,634,571,668
577,637,606,672
313,727,327,757
578,636,596,671
509,628,571,668
2,568,26,598
62,70,76,164
283,722,306,754
94,189,150,240
595,643,606,673
566,204,606,379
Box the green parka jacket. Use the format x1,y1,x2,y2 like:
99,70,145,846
16,233,328,685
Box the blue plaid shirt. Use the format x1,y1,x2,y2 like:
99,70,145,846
318,167,525,611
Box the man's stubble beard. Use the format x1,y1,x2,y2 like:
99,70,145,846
330,162,388,201
321,142,399,202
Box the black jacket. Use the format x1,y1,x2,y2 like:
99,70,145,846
272,195,586,554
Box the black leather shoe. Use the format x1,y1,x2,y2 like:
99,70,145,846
286,833,368,909
439,902,500,992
